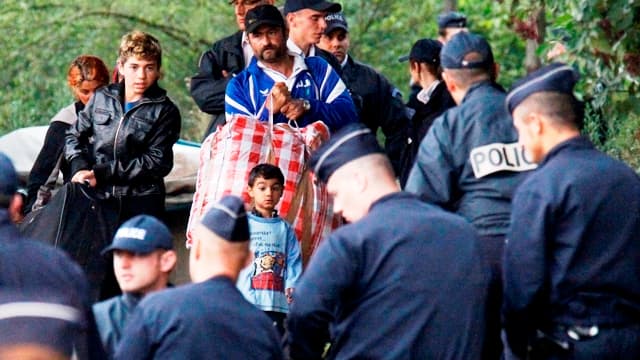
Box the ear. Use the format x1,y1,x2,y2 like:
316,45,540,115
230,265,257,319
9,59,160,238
442,71,456,93
160,250,177,273
492,62,500,82
192,237,202,262
286,12,295,26
352,171,367,194
8,194,24,224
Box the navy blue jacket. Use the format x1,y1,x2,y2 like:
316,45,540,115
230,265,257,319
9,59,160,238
114,276,282,360
503,136,640,356
0,210,106,360
405,81,534,236
286,192,491,359
93,293,141,358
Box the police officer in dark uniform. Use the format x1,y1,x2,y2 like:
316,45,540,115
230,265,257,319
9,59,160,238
503,63,640,359
190,0,275,138
0,152,106,360
318,12,409,174
404,32,535,358
0,290,86,360
115,195,282,359
437,11,468,44
286,123,492,359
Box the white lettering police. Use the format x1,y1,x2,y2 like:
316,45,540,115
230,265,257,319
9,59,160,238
115,227,147,240
470,142,537,178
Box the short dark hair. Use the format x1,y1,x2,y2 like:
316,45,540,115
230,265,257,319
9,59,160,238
522,92,583,129
248,164,285,187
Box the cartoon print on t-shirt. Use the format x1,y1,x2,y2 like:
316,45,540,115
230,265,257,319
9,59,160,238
251,252,285,292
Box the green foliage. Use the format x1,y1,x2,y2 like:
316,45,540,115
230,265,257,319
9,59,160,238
1,0,637,170
510,0,640,168
0,0,233,140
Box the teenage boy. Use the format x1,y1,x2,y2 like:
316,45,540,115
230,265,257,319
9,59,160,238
92,215,177,357
65,30,181,222
237,163,303,336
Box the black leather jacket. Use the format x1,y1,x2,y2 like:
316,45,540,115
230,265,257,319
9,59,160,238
65,82,181,199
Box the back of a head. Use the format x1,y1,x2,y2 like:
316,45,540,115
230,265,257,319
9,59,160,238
191,196,250,281
440,32,494,86
118,30,162,67
507,63,583,130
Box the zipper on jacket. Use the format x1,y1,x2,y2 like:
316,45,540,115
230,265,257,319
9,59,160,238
104,89,165,197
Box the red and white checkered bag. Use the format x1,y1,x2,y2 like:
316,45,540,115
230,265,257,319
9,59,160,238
186,112,338,263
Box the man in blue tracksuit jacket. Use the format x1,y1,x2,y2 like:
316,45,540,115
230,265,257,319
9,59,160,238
224,4,357,132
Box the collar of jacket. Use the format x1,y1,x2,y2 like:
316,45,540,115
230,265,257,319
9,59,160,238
461,80,505,104
107,81,167,104
540,135,593,166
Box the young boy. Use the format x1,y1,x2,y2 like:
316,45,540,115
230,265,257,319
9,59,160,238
65,30,181,222
237,163,303,336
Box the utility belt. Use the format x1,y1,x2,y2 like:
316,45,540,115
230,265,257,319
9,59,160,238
529,295,640,357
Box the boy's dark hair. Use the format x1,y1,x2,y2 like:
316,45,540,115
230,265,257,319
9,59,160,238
248,164,285,187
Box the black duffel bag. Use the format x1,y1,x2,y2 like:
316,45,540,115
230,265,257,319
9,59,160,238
18,182,118,301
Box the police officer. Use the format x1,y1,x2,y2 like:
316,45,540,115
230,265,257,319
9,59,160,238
437,11,468,44
115,195,282,359
0,290,86,360
93,215,177,357
318,12,409,174
0,152,106,360
503,63,640,359
286,123,492,359
404,32,535,357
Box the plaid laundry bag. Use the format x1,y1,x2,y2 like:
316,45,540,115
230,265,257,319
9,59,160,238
186,113,338,263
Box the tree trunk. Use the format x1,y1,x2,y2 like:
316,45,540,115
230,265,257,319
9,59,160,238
443,0,456,12
524,3,545,72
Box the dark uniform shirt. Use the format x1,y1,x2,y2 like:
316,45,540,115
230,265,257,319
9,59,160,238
405,81,534,237
114,275,283,360
503,136,640,357
340,55,409,174
286,192,491,359
0,209,106,360
93,293,141,358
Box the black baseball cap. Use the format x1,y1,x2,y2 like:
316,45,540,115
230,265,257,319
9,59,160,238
398,38,442,64
245,4,286,34
284,0,341,15
324,12,348,34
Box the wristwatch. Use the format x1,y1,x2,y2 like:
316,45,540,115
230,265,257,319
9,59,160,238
301,99,311,112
